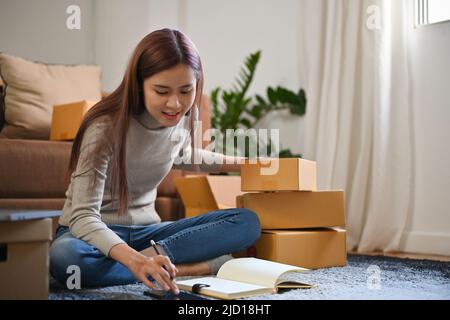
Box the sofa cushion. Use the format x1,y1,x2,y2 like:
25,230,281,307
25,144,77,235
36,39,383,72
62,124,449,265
0,53,101,139
0,139,72,198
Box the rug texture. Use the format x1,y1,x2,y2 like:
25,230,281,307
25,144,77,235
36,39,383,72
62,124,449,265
49,254,450,300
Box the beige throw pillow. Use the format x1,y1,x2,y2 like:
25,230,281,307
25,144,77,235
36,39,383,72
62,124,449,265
0,53,101,139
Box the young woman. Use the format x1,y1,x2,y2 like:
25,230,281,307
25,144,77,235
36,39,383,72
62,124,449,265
49,28,261,294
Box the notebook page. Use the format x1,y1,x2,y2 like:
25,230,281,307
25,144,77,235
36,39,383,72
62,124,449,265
217,258,307,288
175,277,269,296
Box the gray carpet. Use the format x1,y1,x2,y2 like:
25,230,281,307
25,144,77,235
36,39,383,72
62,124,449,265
49,254,450,300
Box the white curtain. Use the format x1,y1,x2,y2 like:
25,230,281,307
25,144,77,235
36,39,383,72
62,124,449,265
299,0,413,252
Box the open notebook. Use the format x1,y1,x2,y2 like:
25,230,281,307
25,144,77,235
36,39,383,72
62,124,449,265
175,258,312,300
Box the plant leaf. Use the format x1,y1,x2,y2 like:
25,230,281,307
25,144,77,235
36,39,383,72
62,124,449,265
239,118,252,128
267,87,277,105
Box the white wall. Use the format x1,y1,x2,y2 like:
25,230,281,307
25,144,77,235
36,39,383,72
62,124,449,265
399,3,450,256
94,0,180,92
0,0,95,64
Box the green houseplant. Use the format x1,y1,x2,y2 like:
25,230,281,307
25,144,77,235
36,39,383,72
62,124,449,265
210,50,307,158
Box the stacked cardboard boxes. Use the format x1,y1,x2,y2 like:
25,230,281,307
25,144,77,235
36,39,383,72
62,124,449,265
175,158,347,270
237,158,347,269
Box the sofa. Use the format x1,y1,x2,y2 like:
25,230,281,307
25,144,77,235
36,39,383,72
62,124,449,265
0,78,212,234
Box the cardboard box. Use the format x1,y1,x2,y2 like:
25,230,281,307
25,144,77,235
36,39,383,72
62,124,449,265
241,158,317,191
50,100,98,141
236,191,345,229
255,228,347,269
0,218,52,299
175,175,245,218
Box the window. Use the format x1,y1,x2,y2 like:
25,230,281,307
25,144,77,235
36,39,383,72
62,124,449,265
416,0,450,26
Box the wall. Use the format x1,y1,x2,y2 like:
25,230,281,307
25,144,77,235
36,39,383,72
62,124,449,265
0,0,95,64
399,2,450,256
94,0,180,92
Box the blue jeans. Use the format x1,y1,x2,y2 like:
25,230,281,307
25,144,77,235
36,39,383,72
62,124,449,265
49,208,260,288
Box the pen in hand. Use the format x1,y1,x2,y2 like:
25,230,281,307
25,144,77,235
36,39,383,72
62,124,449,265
150,240,174,281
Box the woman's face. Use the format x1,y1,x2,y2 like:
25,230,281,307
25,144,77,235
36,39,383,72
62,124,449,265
143,63,197,128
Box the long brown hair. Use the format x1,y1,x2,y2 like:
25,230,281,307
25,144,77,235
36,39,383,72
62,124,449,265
67,28,204,216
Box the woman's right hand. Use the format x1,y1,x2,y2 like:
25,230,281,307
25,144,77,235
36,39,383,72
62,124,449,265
109,243,179,294
129,254,179,294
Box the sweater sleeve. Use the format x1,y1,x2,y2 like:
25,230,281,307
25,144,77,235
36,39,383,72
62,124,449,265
172,129,225,172
67,121,126,256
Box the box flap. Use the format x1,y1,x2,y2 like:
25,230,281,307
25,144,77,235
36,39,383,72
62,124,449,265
206,175,244,207
175,176,218,213
176,175,245,217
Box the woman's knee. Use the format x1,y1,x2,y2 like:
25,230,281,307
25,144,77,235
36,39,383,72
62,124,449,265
235,208,261,243
49,236,91,284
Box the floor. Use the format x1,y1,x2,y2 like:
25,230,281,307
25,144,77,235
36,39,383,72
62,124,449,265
351,251,450,262
49,253,450,300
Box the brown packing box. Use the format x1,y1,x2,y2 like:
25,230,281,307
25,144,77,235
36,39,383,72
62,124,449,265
50,100,98,141
241,158,317,191
175,175,245,218
236,191,345,229
255,228,347,269
0,218,52,299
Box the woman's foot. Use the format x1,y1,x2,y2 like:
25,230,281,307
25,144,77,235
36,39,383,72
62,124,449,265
175,261,211,277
